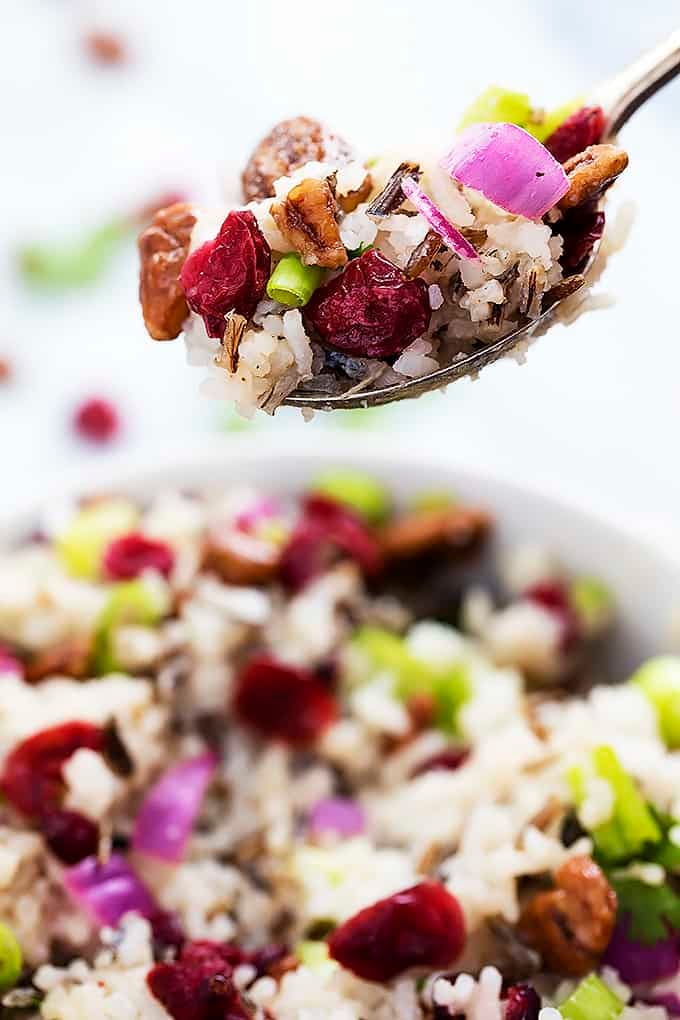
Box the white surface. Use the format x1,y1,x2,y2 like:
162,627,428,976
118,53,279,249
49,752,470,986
1,0,679,545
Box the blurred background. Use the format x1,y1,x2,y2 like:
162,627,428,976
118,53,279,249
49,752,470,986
2,1,679,540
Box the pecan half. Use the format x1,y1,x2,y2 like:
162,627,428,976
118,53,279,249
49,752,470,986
379,506,491,562
338,173,373,214
272,178,347,269
138,202,196,341
558,144,629,212
25,636,92,683
242,116,352,203
518,855,617,976
203,526,280,586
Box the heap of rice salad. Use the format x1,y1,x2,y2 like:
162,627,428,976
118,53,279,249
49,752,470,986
0,470,679,1020
139,97,628,416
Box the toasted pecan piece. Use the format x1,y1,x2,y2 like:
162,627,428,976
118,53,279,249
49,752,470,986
242,116,352,203
518,855,617,976
138,202,196,341
272,178,347,269
337,173,373,214
379,506,491,562
25,635,92,683
558,144,629,211
204,525,280,586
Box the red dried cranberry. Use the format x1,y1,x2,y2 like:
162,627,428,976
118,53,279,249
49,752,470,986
148,909,187,955
73,397,120,444
102,532,175,580
504,984,541,1020
234,656,337,746
180,211,271,338
411,747,470,778
304,248,431,358
559,205,605,273
0,721,104,818
42,808,99,864
280,495,383,591
525,581,580,653
328,881,465,982
147,940,253,1020
544,106,606,164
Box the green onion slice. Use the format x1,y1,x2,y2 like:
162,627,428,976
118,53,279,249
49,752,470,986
266,253,324,307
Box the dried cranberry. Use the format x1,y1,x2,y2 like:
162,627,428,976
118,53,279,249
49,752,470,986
234,655,337,746
147,940,253,1020
304,249,431,358
544,106,606,164
525,580,580,652
180,211,271,338
0,721,104,818
42,808,99,864
504,984,541,1020
411,747,470,778
328,881,465,982
559,204,605,273
73,397,120,444
102,532,175,580
280,495,383,591
149,909,187,955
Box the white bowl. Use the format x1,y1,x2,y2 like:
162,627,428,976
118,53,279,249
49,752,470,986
2,435,678,676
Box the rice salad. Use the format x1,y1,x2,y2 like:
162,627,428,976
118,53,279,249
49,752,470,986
138,95,629,417
0,470,679,1020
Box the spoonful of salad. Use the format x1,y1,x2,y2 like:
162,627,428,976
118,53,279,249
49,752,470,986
138,30,679,417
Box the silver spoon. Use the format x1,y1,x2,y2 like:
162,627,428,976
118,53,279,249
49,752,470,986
284,29,680,412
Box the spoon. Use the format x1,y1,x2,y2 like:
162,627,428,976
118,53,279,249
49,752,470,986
284,30,680,412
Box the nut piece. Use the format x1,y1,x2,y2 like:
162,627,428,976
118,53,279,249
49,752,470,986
204,525,280,586
272,178,347,269
518,855,617,976
379,506,491,562
25,636,92,683
138,202,196,341
242,116,352,203
558,144,629,211
338,173,373,214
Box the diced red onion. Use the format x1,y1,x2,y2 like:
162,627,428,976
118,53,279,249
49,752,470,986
0,646,23,678
644,993,680,1016
63,853,159,927
401,176,480,263
440,122,569,220
132,752,218,863
308,797,366,839
603,916,679,985
234,498,281,534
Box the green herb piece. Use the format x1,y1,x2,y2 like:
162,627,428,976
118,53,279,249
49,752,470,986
0,923,22,993
611,877,680,944
266,253,324,307
18,218,130,290
56,500,139,579
92,580,167,675
349,626,469,734
346,242,374,260
569,576,614,634
295,941,331,970
458,86,531,131
631,656,680,749
567,745,661,864
559,974,623,1020
311,469,391,523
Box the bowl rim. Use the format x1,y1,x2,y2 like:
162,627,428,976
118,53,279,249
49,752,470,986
3,433,678,573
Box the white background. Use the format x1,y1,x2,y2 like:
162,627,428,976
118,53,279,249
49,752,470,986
2,0,679,542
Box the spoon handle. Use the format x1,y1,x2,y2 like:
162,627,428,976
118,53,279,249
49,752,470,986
593,29,680,136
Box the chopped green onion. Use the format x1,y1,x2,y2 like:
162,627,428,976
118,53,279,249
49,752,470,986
569,576,614,635
0,923,22,993
411,489,457,512
527,97,583,142
92,579,168,675
18,218,130,290
311,469,391,523
346,242,373,260
56,500,139,579
266,253,324,307
559,974,623,1020
631,656,680,749
348,626,469,734
567,746,661,864
647,810,680,872
295,941,331,970
458,86,531,131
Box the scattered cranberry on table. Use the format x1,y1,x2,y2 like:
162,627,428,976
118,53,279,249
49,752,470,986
73,397,120,444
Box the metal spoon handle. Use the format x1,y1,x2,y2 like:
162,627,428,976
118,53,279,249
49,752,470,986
593,28,680,136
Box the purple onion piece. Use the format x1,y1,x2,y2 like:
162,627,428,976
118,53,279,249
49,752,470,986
234,498,282,534
0,646,23,679
132,752,218,863
401,176,480,263
63,853,158,927
308,797,366,839
603,915,680,985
